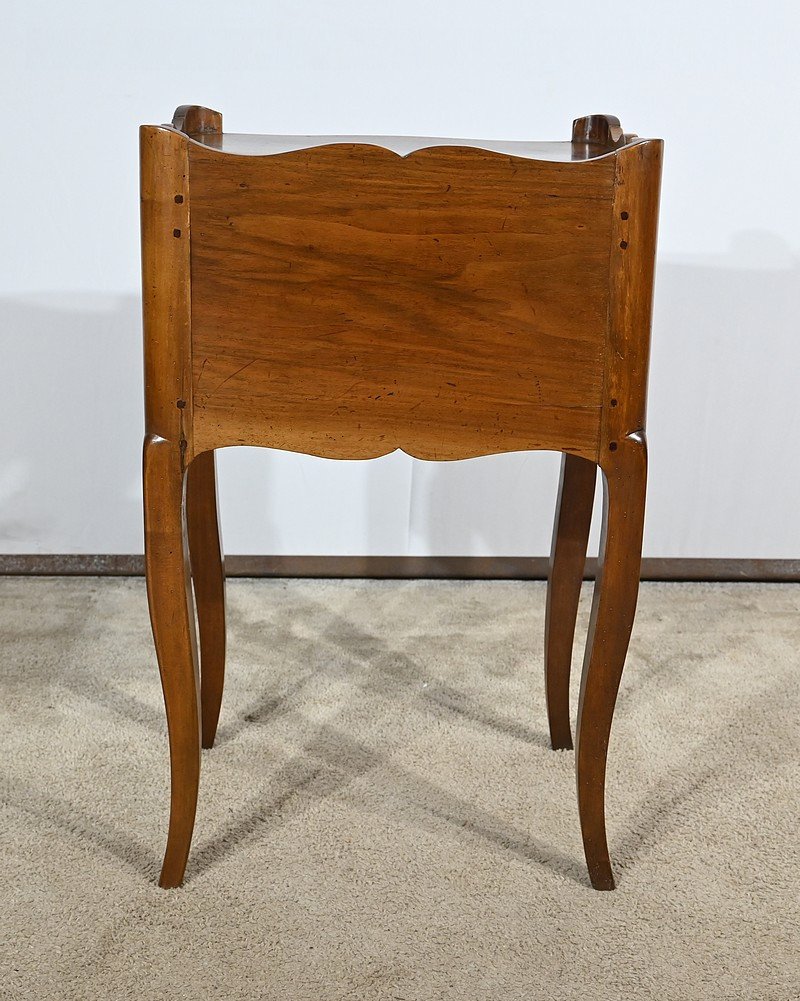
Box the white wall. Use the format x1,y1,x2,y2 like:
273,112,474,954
1,0,799,558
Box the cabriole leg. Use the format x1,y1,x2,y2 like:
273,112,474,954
575,432,647,890
143,434,201,888
545,453,597,750
186,450,226,749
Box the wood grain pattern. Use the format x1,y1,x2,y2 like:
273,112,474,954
143,434,201,889
545,453,596,750
172,105,223,137
141,125,200,888
187,143,617,462
571,114,629,149
140,125,192,451
176,110,228,755
140,107,664,891
576,431,648,889
572,139,661,889
602,139,663,451
187,450,226,749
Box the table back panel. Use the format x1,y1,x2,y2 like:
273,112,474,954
187,143,617,461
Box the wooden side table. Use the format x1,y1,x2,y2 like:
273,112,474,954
141,106,662,890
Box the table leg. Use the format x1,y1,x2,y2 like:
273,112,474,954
143,434,201,888
575,431,647,889
545,453,596,750
187,450,226,749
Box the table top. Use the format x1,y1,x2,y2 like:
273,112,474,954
183,131,631,162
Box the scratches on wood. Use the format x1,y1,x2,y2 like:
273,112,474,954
188,142,617,461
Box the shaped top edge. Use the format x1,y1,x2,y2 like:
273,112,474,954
143,108,656,163
148,129,654,163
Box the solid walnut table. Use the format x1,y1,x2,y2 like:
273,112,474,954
141,106,662,890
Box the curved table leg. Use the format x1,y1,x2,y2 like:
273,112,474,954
187,450,226,749
143,434,201,888
545,453,597,750
576,432,647,890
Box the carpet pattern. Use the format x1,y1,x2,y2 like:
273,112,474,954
1,578,798,1000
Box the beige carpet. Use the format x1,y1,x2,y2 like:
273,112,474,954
1,577,798,1000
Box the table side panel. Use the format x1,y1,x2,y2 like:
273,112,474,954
188,144,615,461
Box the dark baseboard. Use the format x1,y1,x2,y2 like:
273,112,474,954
0,554,798,582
